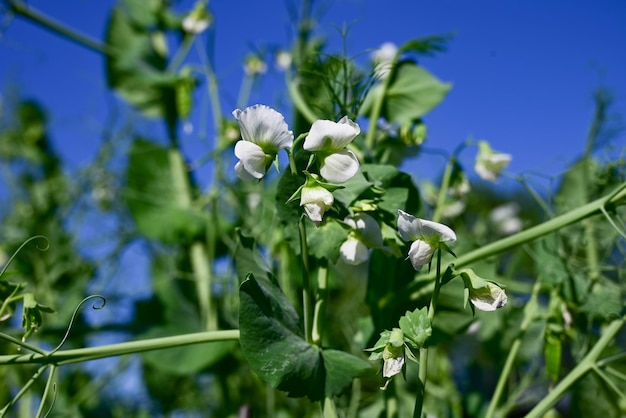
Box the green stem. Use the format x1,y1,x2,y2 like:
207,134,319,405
169,150,216,330
0,330,239,366
286,75,319,124
312,265,328,345
364,57,397,154
0,365,47,417
414,249,443,418
35,364,56,418
485,281,541,418
525,317,625,418
432,156,456,223
237,74,255,111
7,0,113,55
167,34,195,73
395,182,626,303
298,219,313,344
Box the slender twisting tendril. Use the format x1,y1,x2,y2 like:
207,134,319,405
49,295,106,355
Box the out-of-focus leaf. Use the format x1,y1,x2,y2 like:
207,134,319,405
570,372,621,418
360,61,451,124
124,138,206,244
105,0,177,118
544,332,562,383
239,274,370,400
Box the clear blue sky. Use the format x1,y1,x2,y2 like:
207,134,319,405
1,0,625,183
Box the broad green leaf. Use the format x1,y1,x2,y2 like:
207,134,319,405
360,61,451,124
306,220,348,261
239,274,370,400
124,138,206,244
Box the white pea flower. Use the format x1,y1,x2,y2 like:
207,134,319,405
475,140,512,182
340,237,370,265
339,213,384,265
303,116,361,183
232,105,294,181
244,54,268,76
300,185,334,227
182,2,212,34
397,210,456,270
489,202,522,235
275,50,292,72
460,269,508,312
372,42,398,79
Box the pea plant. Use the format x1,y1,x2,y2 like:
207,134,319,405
1,0,625,417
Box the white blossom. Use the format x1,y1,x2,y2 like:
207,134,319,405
469,281,508,312
475,140,512,182
232,105,293,181
460,269,508,312
300,185,334,227
397,210,456,270
303,116,361,183
372,42,398,79
340,213,384,265
182,2,212,34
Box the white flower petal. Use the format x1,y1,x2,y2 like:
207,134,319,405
234,141,267,180
232,105,294,152
344,213,384,248
320,150,360,183
340,237,370,265
397,209,420,241
408,240,435,269
397,210,456,243
416,218,457,243
304,117,360,151
300,186,334,226
235,161,261,181
470,283,508,311
382,355,404,378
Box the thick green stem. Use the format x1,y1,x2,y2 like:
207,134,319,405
0,330,239,366
485,281,541,418
396,183,626,303
312,265,328,345
525,317,625,418
414,249,443,418
169,150,216,330
298,219,313,344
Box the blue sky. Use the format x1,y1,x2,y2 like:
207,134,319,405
1,0,625,184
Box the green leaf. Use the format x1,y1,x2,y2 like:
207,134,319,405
306,220,348,261
360,61,451,124
105,0,177,118
123,138,206,244
544,332,562,383
239,274,369,400
398,307,431,348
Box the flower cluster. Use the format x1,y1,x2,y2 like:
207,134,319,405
232,104,361,226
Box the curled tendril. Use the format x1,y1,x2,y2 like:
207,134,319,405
49,295,106,355
0,235,50,279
